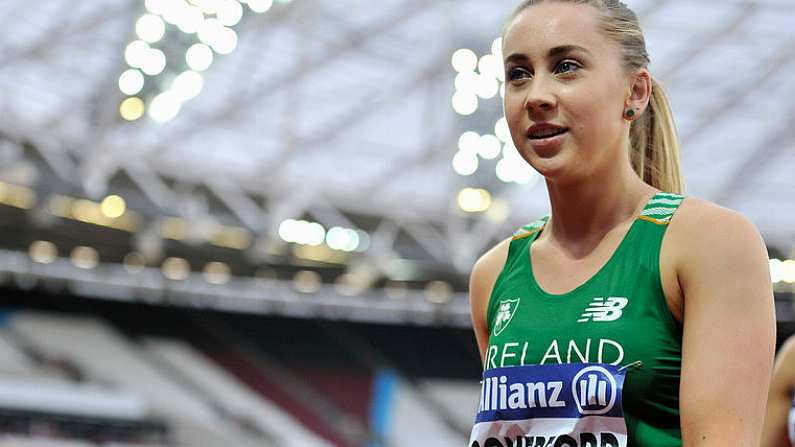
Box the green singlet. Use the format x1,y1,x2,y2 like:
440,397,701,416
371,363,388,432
484,192,684,446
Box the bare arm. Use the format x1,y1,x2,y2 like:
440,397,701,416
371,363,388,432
469,238,511,366
676,203,776,446
761,338,795,447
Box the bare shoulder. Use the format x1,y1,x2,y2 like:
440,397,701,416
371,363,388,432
470,236,513,299
469,236,514,361
666,196,768,270
470,236,514,321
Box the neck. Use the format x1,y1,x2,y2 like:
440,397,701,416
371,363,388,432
544,162,655,243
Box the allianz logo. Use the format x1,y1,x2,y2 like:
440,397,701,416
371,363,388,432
479,366,617,415
572,366,617,415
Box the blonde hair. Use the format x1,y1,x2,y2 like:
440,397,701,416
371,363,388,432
506,0,685,193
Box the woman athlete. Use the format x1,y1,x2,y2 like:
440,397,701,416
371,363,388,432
762,336,795,446
468,1,775,446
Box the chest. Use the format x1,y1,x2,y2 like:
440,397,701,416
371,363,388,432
531,228,684,324
530,230,629,296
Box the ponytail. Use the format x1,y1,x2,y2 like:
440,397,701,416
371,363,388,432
629,77,685,194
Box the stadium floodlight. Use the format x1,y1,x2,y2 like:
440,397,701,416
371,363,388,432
119,97,145,121
452,151,478,177
457,188,492,213
171,71,204,101
119,69,145,95
451,48,478,73
186,43,214,71
140,48,167,76
478,134,501,160
100,195,127,219
217,0,244,26
148,91,182,122
212,26,238,55
247,0,274,13
136,14,166,43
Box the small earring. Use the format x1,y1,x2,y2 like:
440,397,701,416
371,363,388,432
625,109,636,118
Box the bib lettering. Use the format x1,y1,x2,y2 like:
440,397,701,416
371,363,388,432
470,363,627,447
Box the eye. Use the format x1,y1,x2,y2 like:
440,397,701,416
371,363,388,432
507,67,532,81
555,60,581,74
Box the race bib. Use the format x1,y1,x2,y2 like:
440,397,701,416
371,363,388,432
469,363,627,447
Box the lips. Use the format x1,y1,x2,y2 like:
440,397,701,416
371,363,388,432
527,123,569,140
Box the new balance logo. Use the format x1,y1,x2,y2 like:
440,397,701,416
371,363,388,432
572,366,618,415
577,297,628,323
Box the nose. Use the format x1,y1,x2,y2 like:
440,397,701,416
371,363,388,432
523,76,557,118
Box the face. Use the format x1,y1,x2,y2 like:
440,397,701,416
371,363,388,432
503,2,635,184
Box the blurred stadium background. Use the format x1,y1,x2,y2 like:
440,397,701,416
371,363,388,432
0,0,793,445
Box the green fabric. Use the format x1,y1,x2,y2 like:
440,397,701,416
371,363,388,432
485,192,684,446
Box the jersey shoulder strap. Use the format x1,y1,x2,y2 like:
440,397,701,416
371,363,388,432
638,192,685,226
511,215,550,241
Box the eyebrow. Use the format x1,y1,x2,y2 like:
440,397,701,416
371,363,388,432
505,45,593,64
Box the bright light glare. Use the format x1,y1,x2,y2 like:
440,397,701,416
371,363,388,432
124,40,150,68
212,26,238,54
197,18,224,47
305,222,325,246
162,0,189,25
171,70,204,101
457,188,492,213
136,14,166,43
454,71,478,94
475,75,499,99
495,117,511,143
326,227,360,252
452,91,478,116
194,0,222,14
177,6,204,34
478,54,501,80
148,91,182,122
118,69,145,95
458,131,480,154
496,158,514,183
278,219,327,246
247,0,273,12
217,0,244,26
783,259,795,284
451,48,478,73
478,134,501,160
119,97,145,121
186,43,214,71
452,151,479,176
100,195,127,218
770,259,783,283
140,48,167,76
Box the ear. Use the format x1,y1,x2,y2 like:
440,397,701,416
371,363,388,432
624,69,652,120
